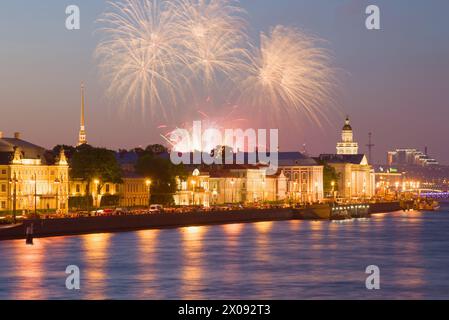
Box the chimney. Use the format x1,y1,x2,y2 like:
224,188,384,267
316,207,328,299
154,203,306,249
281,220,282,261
14,132,21,139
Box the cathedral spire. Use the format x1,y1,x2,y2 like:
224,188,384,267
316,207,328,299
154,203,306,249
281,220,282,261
78,83,87,146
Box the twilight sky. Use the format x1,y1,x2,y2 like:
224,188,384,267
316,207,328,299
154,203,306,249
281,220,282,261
0,0,448,164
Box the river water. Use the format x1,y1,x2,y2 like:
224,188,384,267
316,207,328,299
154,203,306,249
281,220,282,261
1,205,449,300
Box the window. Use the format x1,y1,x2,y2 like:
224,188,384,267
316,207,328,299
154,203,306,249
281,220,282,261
106,184,110,193
1,170,6,175
0,201,5,209
76,184,80,193
1,184,5,192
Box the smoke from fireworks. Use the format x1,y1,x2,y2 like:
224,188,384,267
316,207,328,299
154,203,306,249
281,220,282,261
238,25,337,126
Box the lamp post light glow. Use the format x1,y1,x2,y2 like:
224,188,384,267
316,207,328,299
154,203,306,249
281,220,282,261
93,179,100,207
34,173,37,215
347,181,352,202
230,179,235,204
331,181,335,200
191,180,197,205
145,179,152,206
9,173,18,224
55,178,60,213
262,180,266,203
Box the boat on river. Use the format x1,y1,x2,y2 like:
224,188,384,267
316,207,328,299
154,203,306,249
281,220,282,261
414,199,440,211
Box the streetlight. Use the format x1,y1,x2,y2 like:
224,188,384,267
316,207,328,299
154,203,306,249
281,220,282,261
262,180,266,203
347,181,352,202
9,173,18,224
212,189,218,205
145,179,152,206
93,179,100,207
293,182,298,203
191,180,196,205
54,178,60,213
34,173,37,215
230,179,235,204
331,181,335,201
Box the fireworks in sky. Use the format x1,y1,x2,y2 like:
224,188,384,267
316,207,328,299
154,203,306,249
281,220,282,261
171,0,248,86
160,106,249,152
95,0,185,119
238,25,337,126
95,0,338,125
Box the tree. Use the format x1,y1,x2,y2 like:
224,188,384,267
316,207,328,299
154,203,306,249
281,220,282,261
145,144,168,155
70,146,123,197
316,159,340,197
135,153,186,205
52,145,77,161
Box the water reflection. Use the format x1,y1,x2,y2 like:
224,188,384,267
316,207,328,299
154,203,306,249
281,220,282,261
0,210,448,299
81,233,111,300
180,226,207,299
9,239,47,300
289,220,302,232
137,230,160,297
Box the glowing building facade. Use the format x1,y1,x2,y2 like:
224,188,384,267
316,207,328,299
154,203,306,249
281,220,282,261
0,132,69,213
319,117,375,200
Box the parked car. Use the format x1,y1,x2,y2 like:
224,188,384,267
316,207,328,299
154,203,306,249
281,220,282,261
149,204,163,213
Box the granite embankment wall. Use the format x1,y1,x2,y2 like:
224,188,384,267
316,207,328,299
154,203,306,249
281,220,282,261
0,208,293,241
0,202,404,241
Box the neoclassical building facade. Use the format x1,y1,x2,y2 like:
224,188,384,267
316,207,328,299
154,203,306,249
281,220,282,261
0,132,69,213
319,117,375,200
173,152,324,206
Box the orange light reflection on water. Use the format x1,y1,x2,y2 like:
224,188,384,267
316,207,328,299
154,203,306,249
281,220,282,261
180,226,207,299
81,233,111,300
136,229,160,298
10,238,48,300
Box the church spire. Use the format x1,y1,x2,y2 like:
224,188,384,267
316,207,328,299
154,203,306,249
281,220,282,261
78,83,87,146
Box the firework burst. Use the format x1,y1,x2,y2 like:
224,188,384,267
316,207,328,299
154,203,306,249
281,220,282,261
95,0,249,120
95,1,339,125
171,0,248,86
238,25,338,126
95,0,187,119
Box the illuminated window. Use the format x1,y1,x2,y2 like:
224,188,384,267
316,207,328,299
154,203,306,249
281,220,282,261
0,201,5,209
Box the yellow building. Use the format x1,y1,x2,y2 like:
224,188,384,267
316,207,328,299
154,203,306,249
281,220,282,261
174,165,288,206
0,132,69,214
118,174,150,207
278,152,324,203
68,174,149,209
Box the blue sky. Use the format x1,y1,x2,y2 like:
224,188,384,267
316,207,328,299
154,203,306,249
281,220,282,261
1,0,448,164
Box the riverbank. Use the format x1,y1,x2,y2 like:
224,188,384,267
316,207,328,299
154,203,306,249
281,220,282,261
0,208,293,241
0,202,402,241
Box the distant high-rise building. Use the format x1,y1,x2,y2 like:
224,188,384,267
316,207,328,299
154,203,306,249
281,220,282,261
336,117,358,155
387,148,438,167
78,83,87,146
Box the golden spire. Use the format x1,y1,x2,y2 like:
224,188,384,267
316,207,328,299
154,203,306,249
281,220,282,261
81,82,85,128
78,82,87,146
